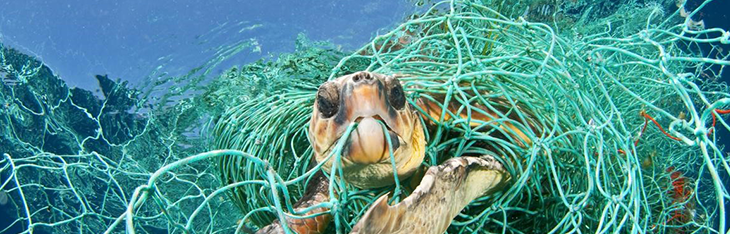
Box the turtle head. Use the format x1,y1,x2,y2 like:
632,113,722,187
309,72,426,188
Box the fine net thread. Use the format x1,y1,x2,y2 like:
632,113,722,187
1,0,729,233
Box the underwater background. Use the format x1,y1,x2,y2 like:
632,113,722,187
1,0,729,233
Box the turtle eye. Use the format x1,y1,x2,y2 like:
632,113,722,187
388,78,406,110
317,82,340,118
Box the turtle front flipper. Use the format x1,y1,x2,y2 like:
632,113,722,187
350,155,510,234
256,172,332,234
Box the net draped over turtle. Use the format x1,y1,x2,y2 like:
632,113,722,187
214,1,730,233
0,0,729,233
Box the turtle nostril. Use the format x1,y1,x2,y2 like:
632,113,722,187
352,72,372,83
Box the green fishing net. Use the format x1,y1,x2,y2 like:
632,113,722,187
1,0,729,233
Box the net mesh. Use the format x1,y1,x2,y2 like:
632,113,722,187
1,0,729,233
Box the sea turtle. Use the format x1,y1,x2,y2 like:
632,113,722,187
257,71,534,234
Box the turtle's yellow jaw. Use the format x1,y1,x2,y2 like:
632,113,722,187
309,72,425,189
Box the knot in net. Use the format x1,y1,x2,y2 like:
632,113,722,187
0,0,728,233
215,0,730,233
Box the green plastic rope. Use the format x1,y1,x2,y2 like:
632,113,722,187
1,0,729,233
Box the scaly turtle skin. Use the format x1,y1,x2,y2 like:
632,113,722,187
258,72,524,234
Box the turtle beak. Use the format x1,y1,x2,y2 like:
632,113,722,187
345,115,402,165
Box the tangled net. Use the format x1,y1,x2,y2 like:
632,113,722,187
1,0,729,233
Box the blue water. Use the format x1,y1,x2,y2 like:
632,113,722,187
0,0,413,92
1,0,729,233
1,0,726,93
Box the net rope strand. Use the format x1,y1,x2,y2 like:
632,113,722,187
1,0,729,233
